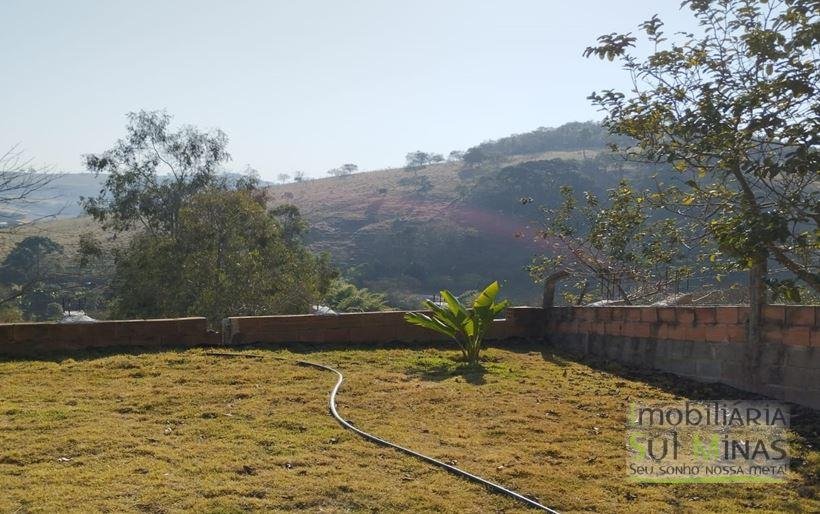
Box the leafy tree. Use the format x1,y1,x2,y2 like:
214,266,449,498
405,151,444,169
462,146,490,166
276,173,291,184
462,121,617,163
530,181,689,305
293,171,306,182
584,0,818,298
0,236,64,310
448,150,465,161
322,277,389,312
110,189,332,323
269,203,308,244
0,236,73,319
327,163,357,178
81,110,231,236
464,159,598,217
405,281,509,366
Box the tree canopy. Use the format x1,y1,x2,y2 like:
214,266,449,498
585,0,819,295
110,189,333,323
81,110,231,236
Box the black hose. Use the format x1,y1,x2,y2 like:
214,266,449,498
204,351,560,512
294,359,560,513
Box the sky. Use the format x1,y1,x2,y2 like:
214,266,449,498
1,1,701,180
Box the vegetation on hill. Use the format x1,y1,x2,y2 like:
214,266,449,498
462,121,630,165
268,148,656,306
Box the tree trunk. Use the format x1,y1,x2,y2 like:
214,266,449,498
542,270,570,308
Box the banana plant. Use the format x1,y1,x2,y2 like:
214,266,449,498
404,281,509,366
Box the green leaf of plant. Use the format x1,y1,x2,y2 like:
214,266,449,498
473,281,500,309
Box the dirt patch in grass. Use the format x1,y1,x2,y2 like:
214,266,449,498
0,341,817,513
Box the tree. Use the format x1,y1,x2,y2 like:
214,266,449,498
293,171,306,182
327,163,357,178
405,151,444,169
81,110,231,237
110,189,332,323
322,277,389,312
0,145,58,228
584,0,818,299
448,150,465,161
462,146,489,166
277,173,291,184
0,236,64,318
529,181,689,305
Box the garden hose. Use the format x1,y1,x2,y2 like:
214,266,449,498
204,351,560,512
295,358,560,513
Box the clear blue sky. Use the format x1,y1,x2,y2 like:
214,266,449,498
2,1,699,179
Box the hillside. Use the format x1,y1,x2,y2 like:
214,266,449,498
1,122,637,307
266,149,625,306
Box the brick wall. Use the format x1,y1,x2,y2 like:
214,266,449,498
222,309,528,345
0,318,218,357
539,305,819,409
0,305,817,410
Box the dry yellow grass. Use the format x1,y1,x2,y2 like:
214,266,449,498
0,341,817,513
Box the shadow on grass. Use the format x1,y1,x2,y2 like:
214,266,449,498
499,338,820,490
406,358,487,385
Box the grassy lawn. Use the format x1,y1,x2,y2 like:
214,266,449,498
0,341,817,513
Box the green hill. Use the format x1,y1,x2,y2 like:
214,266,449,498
268,151,633,306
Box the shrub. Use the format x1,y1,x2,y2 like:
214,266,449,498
404,281,508,366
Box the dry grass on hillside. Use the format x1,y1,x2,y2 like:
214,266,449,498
1,342,817,513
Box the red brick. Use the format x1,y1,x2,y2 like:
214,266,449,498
677,308,695,325
811,329,820,348
175,318,209,335
716,307,740,324
726,324,747,343
0,324,14,345
685,324,707,342
705,324,729,343
667,324,688,341
785,306,815,327
577,309,595,322
737,308,750,325
640,308,659,323
624,308,642,321
656,323,670,340
657,308,676,323
695,307,717,324
298,329,326,343
781,326,811,346
323,328,351,343
263,329,302,343
595,308,612,322
12,323,51,343
610,308,627,321
762,305,786,325
349,325,399,343
605,322,622,336
763,327,783,344
633,322,652,338
577,321,592,333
